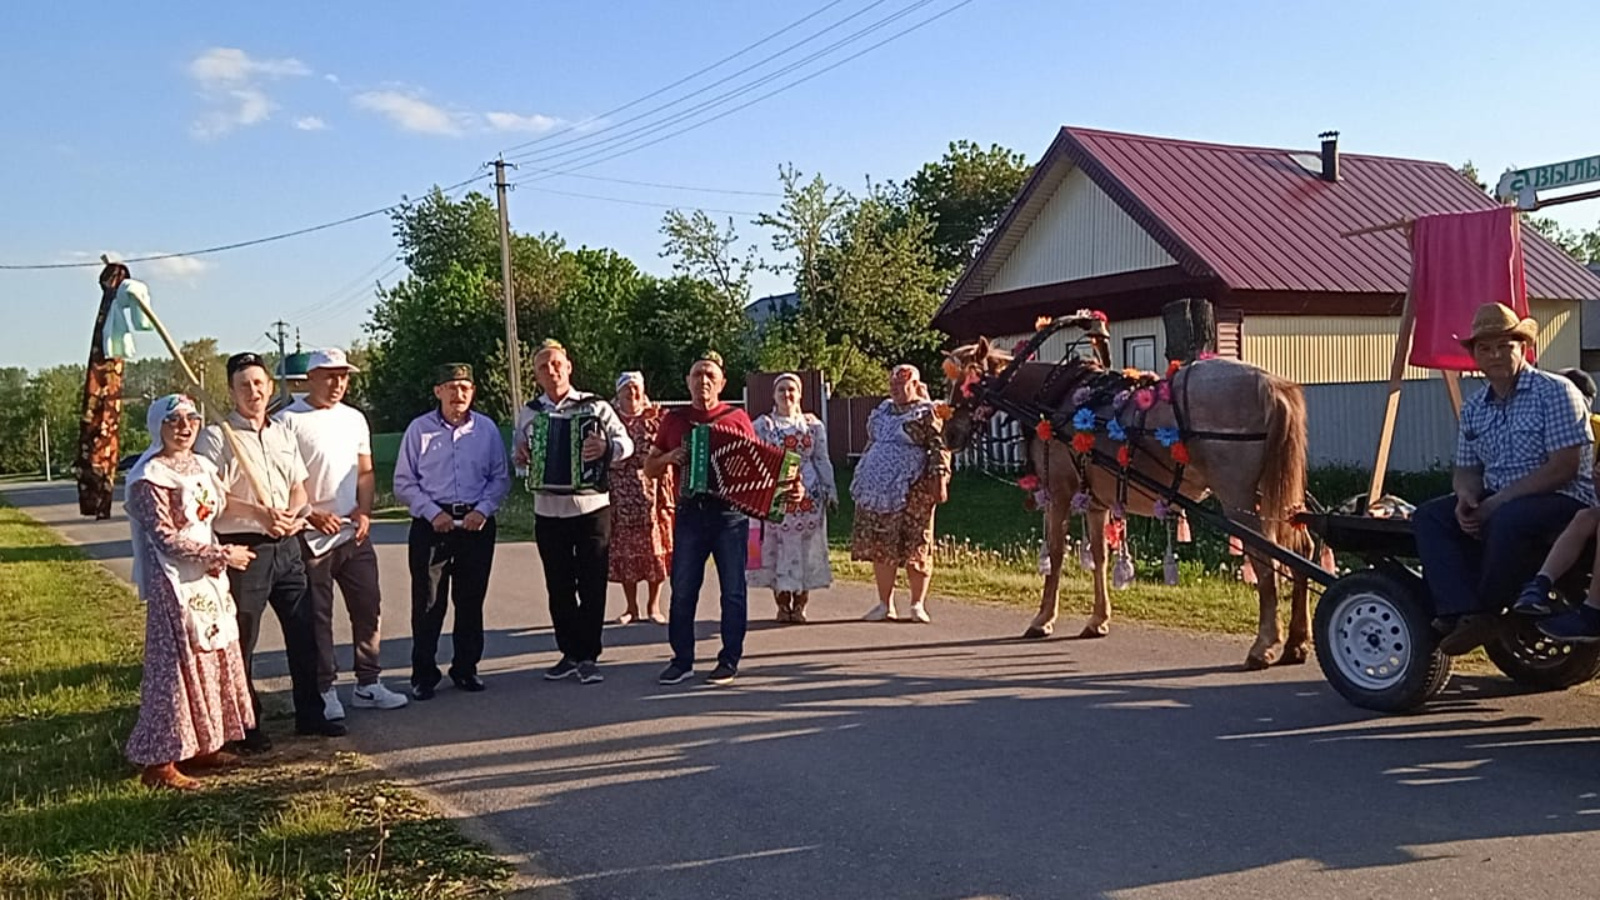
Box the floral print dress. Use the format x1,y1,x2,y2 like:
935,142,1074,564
849,400,949,574
751,412,836,592
124,453,254,766
608,406,675,584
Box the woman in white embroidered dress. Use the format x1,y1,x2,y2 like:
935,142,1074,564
124,394,256,790
849,365,950,623
751,373,836,623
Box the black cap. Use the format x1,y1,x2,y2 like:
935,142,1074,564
436,362,474,385
226,352,270,381
1559,367,1597,403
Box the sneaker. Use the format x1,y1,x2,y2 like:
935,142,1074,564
1513,575,1557,617
352,682,410,710
863,603,898,622
1537,604,1600,643
907,603,932,624
577,661,604,684
658,663,694,685
411,682,436,701
544,658,580,681
321,687,346,721
705,663,737,685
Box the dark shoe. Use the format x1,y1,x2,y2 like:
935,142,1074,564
236,729,273,754
450,673,487,692
577,661,604,685
658,663,693,685
705,663,737,685
544,658,580,681
1438,614,1501,657
296,719,348,738
411,682,436,701
1537,605,1600,643
1513,575,1557,617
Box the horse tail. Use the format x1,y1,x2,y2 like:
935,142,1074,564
1259,374,1308,549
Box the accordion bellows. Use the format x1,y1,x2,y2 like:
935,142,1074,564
526,410,611,494
684,423,800,522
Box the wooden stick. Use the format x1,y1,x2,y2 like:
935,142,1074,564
125,287,200,386
1368,287,1417,505
218,421,272,509
1441,370,1464,420
1341,217,1413,239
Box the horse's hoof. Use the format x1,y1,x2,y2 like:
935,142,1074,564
1022,625,1053,639
1243,654,1273,671
1277,645,1311,666
1077,625,1110,640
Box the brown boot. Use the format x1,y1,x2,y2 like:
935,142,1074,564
791,592,809,624
141,762,201,791
776,592,793,623
181,749,242,773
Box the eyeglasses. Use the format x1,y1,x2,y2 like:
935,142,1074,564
163,412,203,425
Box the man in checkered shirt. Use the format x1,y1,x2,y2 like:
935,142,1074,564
1413,303,1596,656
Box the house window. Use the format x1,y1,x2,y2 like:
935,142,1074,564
1124,336,1156,372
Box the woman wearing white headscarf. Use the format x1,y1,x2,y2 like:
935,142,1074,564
849,364,950,623
124,394,256,789
751,373,836,623
608,372,674,624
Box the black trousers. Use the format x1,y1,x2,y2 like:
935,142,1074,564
220,532,327,731
409,517,496,687
534,509,612,663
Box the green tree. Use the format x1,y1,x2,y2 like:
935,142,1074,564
365,263,504,428
627,276,754,400
903,140,1031,275
661,209,756,311
391,188,501,282
0,367,41,473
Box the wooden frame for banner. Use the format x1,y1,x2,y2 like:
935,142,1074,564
1341,218,1468,505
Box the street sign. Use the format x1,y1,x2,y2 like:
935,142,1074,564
1496,155,1600,209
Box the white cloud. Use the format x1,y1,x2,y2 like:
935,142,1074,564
485,111,563,134
324,73,340,85
353,90,463,136
186,47,311,138
96,251,212,282
294,116,328,131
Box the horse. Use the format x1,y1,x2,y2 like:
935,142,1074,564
942,320,1315,670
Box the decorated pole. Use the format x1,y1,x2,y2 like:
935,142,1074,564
74,258,130,519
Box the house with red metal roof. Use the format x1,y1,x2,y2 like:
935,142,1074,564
935,127,1600,470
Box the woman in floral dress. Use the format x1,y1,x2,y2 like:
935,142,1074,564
850,365,951,623
608,372,674,624
751,373,836,623
125,394,256,790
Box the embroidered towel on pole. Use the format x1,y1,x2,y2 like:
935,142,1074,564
1408,206,1529,371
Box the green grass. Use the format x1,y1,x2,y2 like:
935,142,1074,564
0,502,511,899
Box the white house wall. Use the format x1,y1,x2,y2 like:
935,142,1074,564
987,167,1175,295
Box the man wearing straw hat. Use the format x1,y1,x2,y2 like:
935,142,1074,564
196,352,345,748
1412,302,1596,656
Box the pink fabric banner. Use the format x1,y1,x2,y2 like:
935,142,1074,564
1407,206,1529,371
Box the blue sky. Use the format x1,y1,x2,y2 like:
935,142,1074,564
4,0,1599,371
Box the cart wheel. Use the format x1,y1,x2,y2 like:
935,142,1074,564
1314,570,1451,713
1485,616,1600,691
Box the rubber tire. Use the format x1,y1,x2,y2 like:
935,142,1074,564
1314,569,1452,713
1485,617,1600,691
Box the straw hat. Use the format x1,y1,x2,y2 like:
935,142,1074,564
1458,303,1537,349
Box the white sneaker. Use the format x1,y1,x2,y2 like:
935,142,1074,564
351,682,411,710
863,603,898,622
321,688,346,721
908,603,932,624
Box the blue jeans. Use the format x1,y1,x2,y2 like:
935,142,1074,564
668,498,749,670
1413,492,1585,617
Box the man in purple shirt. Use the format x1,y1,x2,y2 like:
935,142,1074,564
393,363,511,700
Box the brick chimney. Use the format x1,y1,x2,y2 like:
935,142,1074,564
1319,130,1340,182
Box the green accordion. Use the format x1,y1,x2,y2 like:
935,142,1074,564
525,409,610,495
683,422,801,522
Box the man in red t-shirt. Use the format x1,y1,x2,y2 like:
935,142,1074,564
645,352,761,686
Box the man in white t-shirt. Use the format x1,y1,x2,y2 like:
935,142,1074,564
277,348,409,718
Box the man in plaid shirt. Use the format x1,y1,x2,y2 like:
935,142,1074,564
1413,303,1596,656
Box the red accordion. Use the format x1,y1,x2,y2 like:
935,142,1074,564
684,423,801,522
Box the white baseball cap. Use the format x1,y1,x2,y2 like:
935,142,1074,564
307,347,360,373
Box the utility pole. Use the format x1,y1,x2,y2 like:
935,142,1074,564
492,157,524,415
267,319,290,404
40,416,52,482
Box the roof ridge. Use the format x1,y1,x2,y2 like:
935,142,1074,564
1060,126,1454,168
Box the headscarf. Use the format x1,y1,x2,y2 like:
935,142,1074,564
891,364,930,403
615,371,648,409
772,372,803,419
126,393,202,587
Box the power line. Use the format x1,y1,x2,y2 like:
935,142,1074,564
278,249,400,325
505,0,895,165
513,166,781,197
0,173,489,271
298,262,407,332
508,183,763,217
498,0,851,157
516,0,977,180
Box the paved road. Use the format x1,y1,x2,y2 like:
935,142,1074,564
8,478,1600,899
